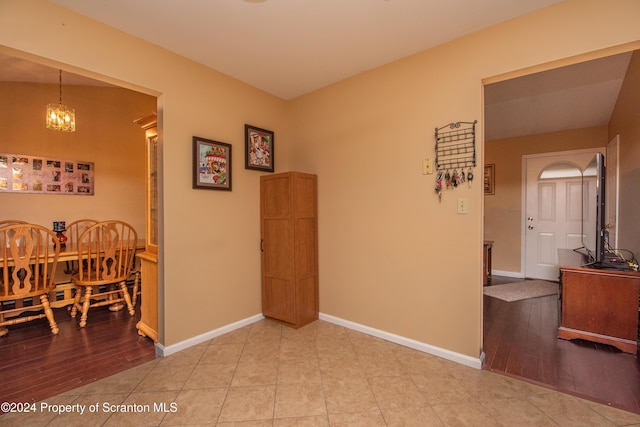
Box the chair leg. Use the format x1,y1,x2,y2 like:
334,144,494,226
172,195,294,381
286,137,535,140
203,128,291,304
119,281,135,316
70,286,82,318
40,294,59,335
132,271,140,307
79,286,92,327
0,314,7,337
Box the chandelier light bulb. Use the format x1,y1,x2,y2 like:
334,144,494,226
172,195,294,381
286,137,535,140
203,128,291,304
46,70,76,132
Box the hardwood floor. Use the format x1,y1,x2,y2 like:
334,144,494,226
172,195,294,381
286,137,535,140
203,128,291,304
483,276,640,414
0,302,156,406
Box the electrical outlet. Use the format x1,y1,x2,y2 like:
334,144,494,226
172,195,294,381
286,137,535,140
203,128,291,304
457,198,469,214
422,158,433,175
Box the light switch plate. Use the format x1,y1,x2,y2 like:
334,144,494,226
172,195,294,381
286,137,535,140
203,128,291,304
422,158,433,175
457,198,469,214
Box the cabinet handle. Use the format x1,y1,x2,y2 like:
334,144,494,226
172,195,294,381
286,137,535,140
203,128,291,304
260,239,264,252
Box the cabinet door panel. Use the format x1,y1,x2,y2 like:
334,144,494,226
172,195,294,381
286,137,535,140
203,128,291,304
262,176,291,217
295,218,317,277
263,278,295,323
297,276,318,324
562,271,638,339
293,175,316,217
263,219,292,277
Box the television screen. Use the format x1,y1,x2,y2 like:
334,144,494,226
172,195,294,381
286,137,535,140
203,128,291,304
579,152,606,265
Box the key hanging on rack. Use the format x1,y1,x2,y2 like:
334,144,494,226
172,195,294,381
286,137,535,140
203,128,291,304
467,168,474,187
444,170,451,188
435,171,443,201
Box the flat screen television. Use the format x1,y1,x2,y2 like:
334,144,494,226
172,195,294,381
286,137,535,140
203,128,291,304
578,152,607,266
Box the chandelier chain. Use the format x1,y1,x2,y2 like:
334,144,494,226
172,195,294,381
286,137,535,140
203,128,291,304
58,70,63,104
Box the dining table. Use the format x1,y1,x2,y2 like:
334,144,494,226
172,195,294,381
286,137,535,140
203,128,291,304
0,240,145,309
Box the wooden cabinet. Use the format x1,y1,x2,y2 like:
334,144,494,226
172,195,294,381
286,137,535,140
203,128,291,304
134,113,159,343
136,251,158,342
261,172,318,328
558,263,639,354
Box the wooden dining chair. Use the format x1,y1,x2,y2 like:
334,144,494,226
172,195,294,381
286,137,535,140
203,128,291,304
64,219,99,275
0,220,28,227
70,220,138,327
0,223,60,337
66,219,141,308
0,220,29,280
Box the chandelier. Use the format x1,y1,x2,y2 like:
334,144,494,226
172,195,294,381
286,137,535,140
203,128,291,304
46,70,76,132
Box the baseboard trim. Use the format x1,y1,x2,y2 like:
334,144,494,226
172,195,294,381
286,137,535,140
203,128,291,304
155,312,484,370
492,269,525,279
156,313,265,357
319,313,484,370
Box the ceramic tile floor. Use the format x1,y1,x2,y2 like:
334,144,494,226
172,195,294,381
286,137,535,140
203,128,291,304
3,319,640,426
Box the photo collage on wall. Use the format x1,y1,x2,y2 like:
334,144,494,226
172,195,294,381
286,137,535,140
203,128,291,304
0,153,94,195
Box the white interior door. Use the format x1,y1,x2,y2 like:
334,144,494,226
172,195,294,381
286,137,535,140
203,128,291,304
524,150,601,280
606,136,619,249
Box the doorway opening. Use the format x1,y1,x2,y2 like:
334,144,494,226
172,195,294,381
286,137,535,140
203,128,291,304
0,49,162,403
482,47,639,412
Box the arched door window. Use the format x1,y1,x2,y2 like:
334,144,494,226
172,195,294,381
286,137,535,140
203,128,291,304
538,162,582,179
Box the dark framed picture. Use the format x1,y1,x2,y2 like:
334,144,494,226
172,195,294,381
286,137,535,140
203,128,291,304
484,164,495,195
244,124,274,172
193,136,232,191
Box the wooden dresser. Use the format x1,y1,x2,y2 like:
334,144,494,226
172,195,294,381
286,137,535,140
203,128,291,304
558,249,639,354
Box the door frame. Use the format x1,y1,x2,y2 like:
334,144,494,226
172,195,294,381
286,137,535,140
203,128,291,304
520,148,604,278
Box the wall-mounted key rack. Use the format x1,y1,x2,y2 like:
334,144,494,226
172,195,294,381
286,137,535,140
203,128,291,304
433,120,477,200
435,120,477,171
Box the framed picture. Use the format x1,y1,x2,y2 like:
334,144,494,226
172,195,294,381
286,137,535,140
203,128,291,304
0,152,94,195
244,124,274,172
193,136,232,191
484,164,495,195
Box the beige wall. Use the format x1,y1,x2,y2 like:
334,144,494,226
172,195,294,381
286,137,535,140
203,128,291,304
286,0,640,357
0,82,155,234
484,127,608,274
609,50,640,260
0,0,290,346
1,0,639,358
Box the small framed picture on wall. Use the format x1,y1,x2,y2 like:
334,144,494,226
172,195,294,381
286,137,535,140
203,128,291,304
244,124,274,172
484,164,495,195
193,136,232,191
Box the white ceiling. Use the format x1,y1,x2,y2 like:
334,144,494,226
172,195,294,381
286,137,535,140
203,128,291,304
1,0,633,140
484,52,632,140
49,0,563,100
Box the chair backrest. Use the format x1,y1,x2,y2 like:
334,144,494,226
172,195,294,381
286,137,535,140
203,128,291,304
0,220,28,228
66,219,99,247
0,223,60,301
65,219,99,274
76,221,138,285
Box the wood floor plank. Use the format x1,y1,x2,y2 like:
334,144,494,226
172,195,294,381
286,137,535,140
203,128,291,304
484,278,640,414
0,302,155,405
